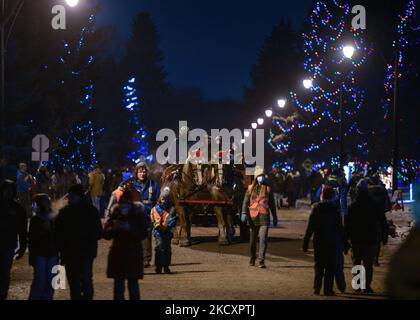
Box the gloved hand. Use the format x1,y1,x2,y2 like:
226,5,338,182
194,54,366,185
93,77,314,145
240,212,248,224
272,217,278,227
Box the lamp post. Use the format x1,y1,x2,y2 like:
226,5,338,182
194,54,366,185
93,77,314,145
392,52,399,192
339,45,355,171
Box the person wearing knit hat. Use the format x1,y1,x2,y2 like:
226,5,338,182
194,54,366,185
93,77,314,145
241,166,277,269
303,184,346,296
150,187,176,274
345,177,388,294
28,194,58,300
103,185,147,300
106,161,160,268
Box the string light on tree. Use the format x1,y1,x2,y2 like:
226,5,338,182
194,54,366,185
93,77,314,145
123,77,151,164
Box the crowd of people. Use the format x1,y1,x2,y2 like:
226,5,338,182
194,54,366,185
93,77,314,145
302,171,392,296
0,160,414,300
0,161,175,300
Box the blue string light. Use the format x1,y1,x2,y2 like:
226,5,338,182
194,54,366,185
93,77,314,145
123,77,151,164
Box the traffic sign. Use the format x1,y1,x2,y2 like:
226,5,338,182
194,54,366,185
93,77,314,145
32,134,50,162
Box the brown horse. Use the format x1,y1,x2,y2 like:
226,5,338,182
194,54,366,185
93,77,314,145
161,162,242,246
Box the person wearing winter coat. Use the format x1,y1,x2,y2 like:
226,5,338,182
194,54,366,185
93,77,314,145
345,179,389,294
303,185,346,296
367,176,391,266
103,189,147,300
0,180,27,300
16,163,33,218
54,184,102,300
88,165,105,212
106,162,160,268
241,167,278,269
35,166,52,196
151,187,177,274
284,173,297,208
28,194,58,300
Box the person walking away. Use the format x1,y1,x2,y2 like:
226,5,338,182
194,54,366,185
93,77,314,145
88,165,105,213
16,163,33,218
284,173,297,208
367,174,391,266
269,168,284,209
55,184,102,300
103,189,146,300
28,194,58,300
151,187,177,274
345,179,389,293
303,185,347,296
0,180,27,300
241,167,278,268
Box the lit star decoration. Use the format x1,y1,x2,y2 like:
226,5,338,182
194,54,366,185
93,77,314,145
49,14,103,172
269,0,372,160
383,0,419,119
123,77,151,164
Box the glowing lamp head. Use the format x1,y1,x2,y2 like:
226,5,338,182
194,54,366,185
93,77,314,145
277,99,286,108
251,123,258,129
257,118,264,126
265,109,273,118
244,130,250,138
303,79,313,89
241,139,246,144
66,0,80,7
343,45,355,59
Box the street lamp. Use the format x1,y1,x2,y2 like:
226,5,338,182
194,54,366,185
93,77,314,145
338,45,355,171
277,99,286,108
244,130,250,138
251,122,257,130
66,0,80,7
265,109,273,118
303,79,313,89
343,45,355,59
257,118,264,126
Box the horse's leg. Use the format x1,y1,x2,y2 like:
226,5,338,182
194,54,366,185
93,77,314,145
214,206,229,245
225,206,235,244
178,206,192,247
172,211,180,245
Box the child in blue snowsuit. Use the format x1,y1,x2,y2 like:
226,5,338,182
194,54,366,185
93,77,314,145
150,188,176,274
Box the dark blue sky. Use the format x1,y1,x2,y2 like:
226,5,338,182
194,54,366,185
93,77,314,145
98,0,311,100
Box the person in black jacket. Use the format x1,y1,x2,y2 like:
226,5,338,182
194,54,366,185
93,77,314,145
345,179,389,294
28,194,58,300
55,184,102,300
303,185,346,296
0,180,27,300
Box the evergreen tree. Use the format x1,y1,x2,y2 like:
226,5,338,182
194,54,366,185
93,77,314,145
48,12,102,172
270,0,371,165
124,13,169,143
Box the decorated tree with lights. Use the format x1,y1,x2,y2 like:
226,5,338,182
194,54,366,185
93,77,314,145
123,77,150,164
382,0,420,182
269,0,372,165
49,14,102,172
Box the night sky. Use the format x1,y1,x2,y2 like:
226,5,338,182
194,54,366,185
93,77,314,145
98,0,311,101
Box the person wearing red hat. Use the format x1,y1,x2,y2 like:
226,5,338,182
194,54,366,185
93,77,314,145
303,185,346,296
